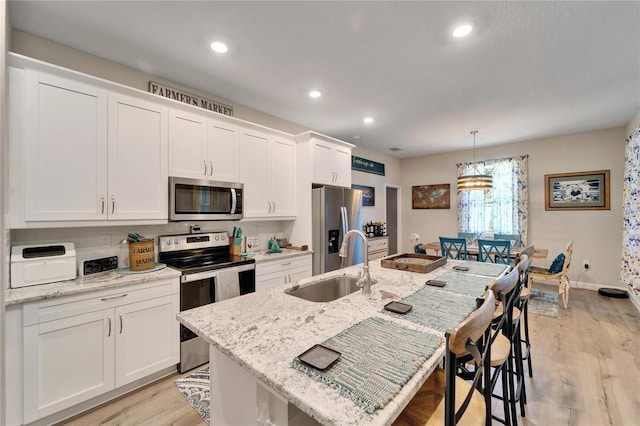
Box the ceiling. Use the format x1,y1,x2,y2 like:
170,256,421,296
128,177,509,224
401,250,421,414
8,1,640,158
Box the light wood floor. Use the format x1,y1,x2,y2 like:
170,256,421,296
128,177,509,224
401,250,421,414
59,284,639,426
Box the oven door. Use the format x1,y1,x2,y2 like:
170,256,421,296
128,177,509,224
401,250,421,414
178,264,255,372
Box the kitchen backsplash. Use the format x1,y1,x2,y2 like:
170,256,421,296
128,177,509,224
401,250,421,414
9,221,290,273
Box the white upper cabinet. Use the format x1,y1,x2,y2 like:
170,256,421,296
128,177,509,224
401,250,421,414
108,94,168,220
24,71,109,221
168,108,239,182
16,64,168,224
207,118,239,182
239,126,296,218
168,109,207,179
296,131,354,188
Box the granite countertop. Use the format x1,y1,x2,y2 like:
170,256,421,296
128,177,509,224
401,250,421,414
252,248,312,263
177,259,464,426
5,266,181,306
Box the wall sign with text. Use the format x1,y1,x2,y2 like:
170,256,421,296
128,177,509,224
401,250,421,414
149,81,234,116
351,156,385,176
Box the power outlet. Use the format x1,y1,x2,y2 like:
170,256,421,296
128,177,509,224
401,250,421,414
583,260,590,270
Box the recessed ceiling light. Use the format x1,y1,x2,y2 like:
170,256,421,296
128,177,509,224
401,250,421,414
389,147,402,152
353,135,361,140
363,117,374,124
309,90,322,98
452,24,472,38
210,41,228,53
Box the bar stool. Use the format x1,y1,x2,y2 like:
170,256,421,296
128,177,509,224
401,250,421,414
393,290,496,426
518,247,536,378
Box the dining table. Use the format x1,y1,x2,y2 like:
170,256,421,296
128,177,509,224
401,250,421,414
419,241,549,260
177,256,510,425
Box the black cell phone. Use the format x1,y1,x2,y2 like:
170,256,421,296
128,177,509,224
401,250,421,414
426,279,447,287
384,301,413,314
453,265,469,271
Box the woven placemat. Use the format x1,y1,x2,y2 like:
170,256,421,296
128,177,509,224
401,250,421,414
432,271,494,297
291,317,443,414
458,261,509,277
382,287,478,332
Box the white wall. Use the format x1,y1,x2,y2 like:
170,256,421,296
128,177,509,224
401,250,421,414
402,127,626,288
351,145,402,225
627,109,640,136
1,0,8,419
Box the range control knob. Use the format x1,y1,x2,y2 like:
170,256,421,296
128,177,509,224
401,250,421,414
166,240,172,245
215,236,219,241
174,239,179,245
220,234,226,241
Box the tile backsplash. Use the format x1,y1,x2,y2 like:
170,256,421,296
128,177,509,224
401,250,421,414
8,221,289,283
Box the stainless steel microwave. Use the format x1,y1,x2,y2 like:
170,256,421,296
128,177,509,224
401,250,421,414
169,177,243,221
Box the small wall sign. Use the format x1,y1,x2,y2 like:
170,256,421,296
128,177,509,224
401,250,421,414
149,81,233,116
352,156,385,176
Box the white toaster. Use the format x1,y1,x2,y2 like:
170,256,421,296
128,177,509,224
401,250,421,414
10,242,77,288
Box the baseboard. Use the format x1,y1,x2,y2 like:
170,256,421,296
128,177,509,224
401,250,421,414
572,280,605,291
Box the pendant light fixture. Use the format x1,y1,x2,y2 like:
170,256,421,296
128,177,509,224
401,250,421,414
457,130,492,190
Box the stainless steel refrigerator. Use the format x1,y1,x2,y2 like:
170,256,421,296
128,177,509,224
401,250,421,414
312,186,363,275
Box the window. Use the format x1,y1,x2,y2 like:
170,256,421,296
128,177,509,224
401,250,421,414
457,155,529,245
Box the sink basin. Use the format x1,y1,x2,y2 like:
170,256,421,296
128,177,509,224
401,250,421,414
285,275,361,302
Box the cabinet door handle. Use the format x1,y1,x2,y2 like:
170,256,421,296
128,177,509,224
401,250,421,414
204,160,207,175
267,202,272,214
272,202,276,214
101,195,105,214
281,262,292,266
119,314,123,334
111,195,115,214
108,316,112,337
101,293,128,302
210,161,213,176
288,273,292,283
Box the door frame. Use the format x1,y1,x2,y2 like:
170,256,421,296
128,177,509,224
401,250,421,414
384,184,402,255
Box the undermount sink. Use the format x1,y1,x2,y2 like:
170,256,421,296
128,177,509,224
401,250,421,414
285,275,362,302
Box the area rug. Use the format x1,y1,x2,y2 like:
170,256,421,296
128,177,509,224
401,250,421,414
175,367,210,425
528,288,559,318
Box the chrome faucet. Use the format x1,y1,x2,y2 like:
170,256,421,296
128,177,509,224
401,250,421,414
339,229,374,295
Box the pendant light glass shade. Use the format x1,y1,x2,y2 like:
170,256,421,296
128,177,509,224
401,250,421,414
457,131,493,191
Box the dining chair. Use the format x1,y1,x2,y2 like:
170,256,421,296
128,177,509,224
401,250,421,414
494,234,522,248
414,243,427,254
477,239,511,264
457,232,479,245
393,290,496,426
528,241,573,308
439,237,467,260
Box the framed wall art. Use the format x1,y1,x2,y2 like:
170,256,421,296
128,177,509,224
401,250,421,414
352,184,375,206
412,184,450,209
545,170,610,210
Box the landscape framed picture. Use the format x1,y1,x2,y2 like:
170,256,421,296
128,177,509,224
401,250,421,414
352,184,375,206
545,170,610,210
412,184,450,209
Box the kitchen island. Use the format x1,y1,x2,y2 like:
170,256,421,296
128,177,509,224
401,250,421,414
177,258,494,425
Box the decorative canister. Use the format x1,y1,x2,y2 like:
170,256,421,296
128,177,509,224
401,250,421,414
128,239,155,271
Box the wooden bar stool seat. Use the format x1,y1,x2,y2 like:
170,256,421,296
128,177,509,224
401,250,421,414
393,368,485,426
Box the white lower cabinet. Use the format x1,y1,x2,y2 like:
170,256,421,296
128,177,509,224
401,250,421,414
256,254,312,292
20,279,179,423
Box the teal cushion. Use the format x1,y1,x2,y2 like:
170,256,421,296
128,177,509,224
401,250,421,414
414,244,426,254
549,253,565,274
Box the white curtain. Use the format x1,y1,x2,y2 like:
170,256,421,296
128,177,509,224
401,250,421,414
621,126,640,294
457,155,529,245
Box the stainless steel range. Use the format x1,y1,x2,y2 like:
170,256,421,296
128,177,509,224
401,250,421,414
158,232,255,373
